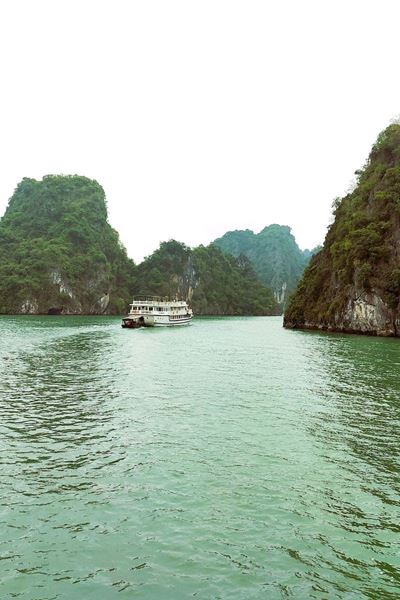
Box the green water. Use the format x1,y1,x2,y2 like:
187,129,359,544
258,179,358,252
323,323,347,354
0,316,399,599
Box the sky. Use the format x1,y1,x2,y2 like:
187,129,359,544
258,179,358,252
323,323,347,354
0,1,400,263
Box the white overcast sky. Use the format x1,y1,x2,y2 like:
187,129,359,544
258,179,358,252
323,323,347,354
0,1,399,262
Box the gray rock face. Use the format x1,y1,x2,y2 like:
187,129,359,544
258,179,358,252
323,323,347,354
17,273,114,316
20,299,39,314
274,282,287,306
341,293,396,336
285,288,398,337
169,257,199,302
51,270,74,298
97,293,110,313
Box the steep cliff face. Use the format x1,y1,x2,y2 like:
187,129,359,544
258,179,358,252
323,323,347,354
284,124,400,336
213,224,313,308
0,175,135,314
134,240,279,315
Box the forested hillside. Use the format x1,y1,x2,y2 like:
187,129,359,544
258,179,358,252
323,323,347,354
284,124,400,336
134,240,279,315
214,224,314,307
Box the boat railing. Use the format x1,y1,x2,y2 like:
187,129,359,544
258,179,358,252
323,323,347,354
131,295,164,302
130,295,187,305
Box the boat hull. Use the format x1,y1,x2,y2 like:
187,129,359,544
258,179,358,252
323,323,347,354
154,317,192,327
122,316,193,328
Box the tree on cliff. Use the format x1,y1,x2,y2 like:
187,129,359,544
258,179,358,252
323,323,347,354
0,175,136,314
284,124,400,336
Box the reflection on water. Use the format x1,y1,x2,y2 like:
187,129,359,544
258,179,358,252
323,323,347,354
0,316,399,599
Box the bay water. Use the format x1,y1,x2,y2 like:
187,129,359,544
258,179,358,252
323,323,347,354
0,316,399,599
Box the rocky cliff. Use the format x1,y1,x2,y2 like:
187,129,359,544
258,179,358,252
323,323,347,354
134,240,279,315
213,224,314,309
0,175,135,314
284,124,400,336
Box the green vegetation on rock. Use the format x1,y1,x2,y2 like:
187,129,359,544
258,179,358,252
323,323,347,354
284,123,400,336
0,175,135,314
214,224,314,307
134,240,279,315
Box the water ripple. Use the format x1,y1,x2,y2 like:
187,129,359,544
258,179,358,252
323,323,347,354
0,316,399,599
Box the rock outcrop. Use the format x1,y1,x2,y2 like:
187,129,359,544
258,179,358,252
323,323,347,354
284,124,400,336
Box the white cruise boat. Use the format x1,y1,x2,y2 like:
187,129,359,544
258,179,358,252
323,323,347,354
122,296,193,328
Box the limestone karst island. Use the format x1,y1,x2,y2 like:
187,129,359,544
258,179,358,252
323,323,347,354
284,123,400,337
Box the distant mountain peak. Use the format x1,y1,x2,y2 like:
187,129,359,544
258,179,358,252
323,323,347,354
213,224,314,308
259,224,292,235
